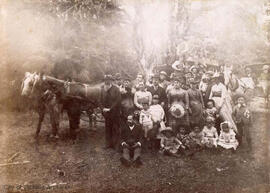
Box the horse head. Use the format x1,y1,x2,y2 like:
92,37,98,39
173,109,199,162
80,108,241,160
21,72,41,97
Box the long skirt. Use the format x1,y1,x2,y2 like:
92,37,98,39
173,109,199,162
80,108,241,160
189,100,203,126
212,96,237,132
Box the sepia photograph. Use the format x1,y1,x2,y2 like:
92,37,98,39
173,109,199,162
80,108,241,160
0,0,269,192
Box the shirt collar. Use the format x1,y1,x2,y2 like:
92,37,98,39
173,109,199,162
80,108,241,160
129,125,135,130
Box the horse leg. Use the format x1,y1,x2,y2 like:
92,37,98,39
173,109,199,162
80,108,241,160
36,107,45,138
87,110,97,131
67,100,81,140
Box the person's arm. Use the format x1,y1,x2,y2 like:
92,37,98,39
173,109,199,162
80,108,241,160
148,92,152,106
209,86,213,100
168,92,171,108
199,90,205,108
160,138,165,148
134,92,142,109
185,91,190,111
139,112,143,124
214,128,218,139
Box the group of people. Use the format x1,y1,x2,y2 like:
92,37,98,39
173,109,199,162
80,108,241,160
99,61,268,167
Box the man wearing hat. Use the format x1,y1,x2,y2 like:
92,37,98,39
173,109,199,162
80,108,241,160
147,74,167,108
100,74,122,149
114,73,123,88
159,71,169,90
120,115,143,167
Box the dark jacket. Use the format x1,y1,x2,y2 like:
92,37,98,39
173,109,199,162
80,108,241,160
100,84,121,117
147,85,167,104
121,123,143,146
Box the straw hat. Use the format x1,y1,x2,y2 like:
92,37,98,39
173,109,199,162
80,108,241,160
169,103,185,118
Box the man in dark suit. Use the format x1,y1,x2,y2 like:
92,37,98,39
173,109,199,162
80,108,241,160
147,74,167,108
120,115,143,167
100,74,121,149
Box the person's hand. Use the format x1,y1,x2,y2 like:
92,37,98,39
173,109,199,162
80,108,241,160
161,102,165,107
132,142,141,148
122,142,128,148
188,108,192,114
168,104,171,109
103,108,110,113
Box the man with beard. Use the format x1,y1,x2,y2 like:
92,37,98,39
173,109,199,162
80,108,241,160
100,74,121,149
120,115,143,167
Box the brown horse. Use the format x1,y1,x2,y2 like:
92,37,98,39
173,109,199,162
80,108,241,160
21,72,62,138
22,72,101,139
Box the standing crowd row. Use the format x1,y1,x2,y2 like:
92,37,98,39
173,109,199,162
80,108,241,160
99,63,267,167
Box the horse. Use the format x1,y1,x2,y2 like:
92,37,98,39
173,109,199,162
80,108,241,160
21,72,62,138
22,72,101,139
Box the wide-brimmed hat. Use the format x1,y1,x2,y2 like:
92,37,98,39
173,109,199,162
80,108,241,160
103,74,114,81
172,60,184,71
160,127,174,135
160,71,167,76
169,103,185,118
190,65,199,72
232,93,247,103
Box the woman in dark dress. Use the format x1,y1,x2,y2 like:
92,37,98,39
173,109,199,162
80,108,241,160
167,77,190,133
187,78,205,128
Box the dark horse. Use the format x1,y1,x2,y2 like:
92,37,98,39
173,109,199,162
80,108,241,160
21,72,101,139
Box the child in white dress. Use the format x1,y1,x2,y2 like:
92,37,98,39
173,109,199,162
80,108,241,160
139,101,153,138
218,121,239,151
201,116,218,148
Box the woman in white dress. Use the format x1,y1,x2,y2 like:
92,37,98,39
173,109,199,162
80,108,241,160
209,73,237,132
134,82,152,110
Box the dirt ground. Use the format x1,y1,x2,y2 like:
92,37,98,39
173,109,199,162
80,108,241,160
0,102,269,193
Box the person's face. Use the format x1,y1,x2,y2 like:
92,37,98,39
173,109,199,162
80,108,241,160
137,75,143,81
246,68,251,74
160,74,166,80
124,80,130,87
165,131,173,138
237,97,245,105
206,122,213,128
142,103,149,110
179,128,185,134
152,99,159,105
186,73,192,79
190,83,196,89
207,101,214,109
214,77,219,84
194,127,200,133
139,84,145,91
153,78,159,86
127,116,134,126
223,126,229,133
192,68,198,74
263,69,268,74
174,81,180,89
105,80,112,86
